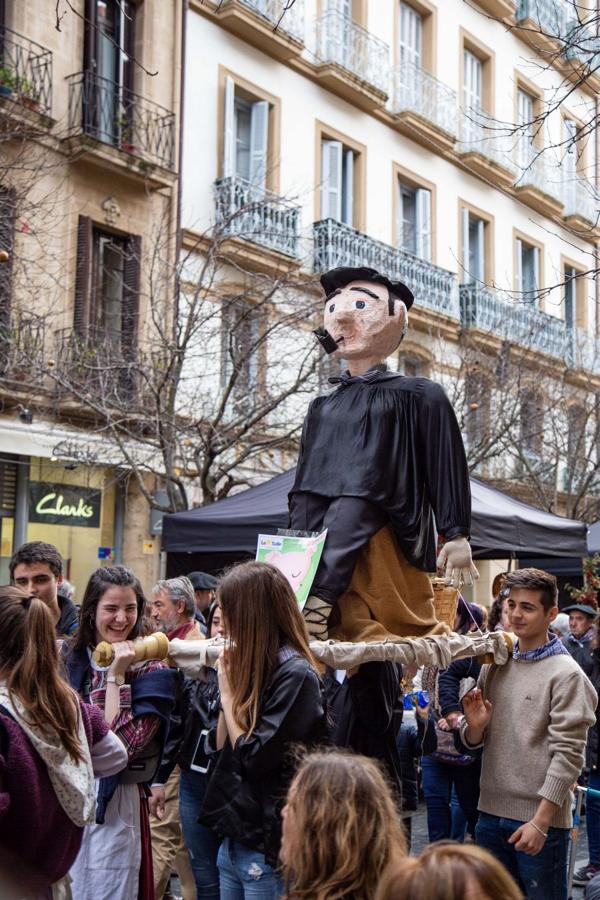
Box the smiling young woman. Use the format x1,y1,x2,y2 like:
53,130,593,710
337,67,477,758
62,566,179,900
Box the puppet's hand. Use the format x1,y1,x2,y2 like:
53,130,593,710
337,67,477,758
303,595,333,639
436,537,479,587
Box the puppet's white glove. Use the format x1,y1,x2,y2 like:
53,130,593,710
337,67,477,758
303,595,333,639
436,537,479,587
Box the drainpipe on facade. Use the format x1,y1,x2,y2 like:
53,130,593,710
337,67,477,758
13,455,29,548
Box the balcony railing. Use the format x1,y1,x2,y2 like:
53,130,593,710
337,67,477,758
54,327,139,402
563,173,599,227
517,0,600,68
233,0,305,41
66,71,176,171
214,176,301,257
568,326,600,375
314,8,390,95
0,311,45,382
457,109,517,174
0,25,52,115
389,62,458,138
460,283,569,359
313,219,459,318
514,148,564,205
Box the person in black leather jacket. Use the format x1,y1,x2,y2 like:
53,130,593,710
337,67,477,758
200,562,328,899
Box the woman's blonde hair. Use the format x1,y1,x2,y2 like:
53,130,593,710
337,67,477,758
375,842,523,900
282,750,407,900
0,586,84,763
218,561,315,735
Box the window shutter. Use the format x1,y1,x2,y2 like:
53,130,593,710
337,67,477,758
0,187,16,333
74,216,93,335
396,179,404,248
223,75,235,179
342,148,354,226
416,188,431,261
515,238,523,296
463,50,482,110
122,234,141,359
461,207,470,278
320,140,343,221
83,0,97,71
533,246,540,296
400,3,422,68
476,218,485,282
249,100,269,193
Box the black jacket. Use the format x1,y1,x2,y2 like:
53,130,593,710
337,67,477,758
438,657,482,718
56,595,79,638
563,634,595,678
324,662,403,799
156,667,220,783
199,653,328,866
586,652,600,771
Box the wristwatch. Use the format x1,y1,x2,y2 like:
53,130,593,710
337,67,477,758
106,674,125,686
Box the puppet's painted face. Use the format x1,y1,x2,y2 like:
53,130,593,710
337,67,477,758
323,280,406,361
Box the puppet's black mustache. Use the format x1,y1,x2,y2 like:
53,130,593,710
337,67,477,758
313,328,341,355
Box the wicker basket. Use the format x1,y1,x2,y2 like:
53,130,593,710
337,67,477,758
431,578,459,628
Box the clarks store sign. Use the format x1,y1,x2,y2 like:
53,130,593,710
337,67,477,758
29,483,102,528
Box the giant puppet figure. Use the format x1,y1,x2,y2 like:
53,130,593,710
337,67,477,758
289,267,479,640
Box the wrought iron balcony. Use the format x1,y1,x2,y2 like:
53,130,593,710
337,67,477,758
457,109,517,185
54,326,139,402
460,283,569,359
0,25,52,115
0,311,45,383
313,219,459,318
214,176,301,258
389,62,458,140
563,173,599,229
66,71,175,171
233,0,305,41
517,1,600,72
314,8,389,96
568,326,600,375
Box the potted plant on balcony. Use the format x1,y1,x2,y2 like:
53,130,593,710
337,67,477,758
17,78,41,112
0,67,16,98
117,114,137,155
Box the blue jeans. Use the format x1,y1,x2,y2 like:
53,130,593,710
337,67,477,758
179,768,221,899
587,771,600,865
217,838,282,900
421,756,481,842
476,811,569,900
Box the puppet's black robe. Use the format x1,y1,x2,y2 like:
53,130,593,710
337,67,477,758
290,372,471,573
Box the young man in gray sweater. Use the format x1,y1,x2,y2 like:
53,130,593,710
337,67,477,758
461,567,597,900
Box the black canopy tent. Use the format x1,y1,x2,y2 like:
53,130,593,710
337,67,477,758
163,469,587,577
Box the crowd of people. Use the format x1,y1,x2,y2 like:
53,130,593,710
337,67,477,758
1,540,600,900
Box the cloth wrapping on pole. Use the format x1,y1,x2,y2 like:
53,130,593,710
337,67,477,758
167,630,512,676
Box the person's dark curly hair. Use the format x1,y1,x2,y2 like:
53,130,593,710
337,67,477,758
70,565,146,652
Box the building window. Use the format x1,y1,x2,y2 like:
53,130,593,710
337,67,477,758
463,48,483,111
567,404,586,468
83,0,136,147
320,139,356,225
73,216,140,358
399,3,422,68
516,237,541,300
397,180,431,260
221,299,262,402
520,388,544,458
465,372,490,450
516,86,538,166
564,263,587,331
223,75,272,194
398,353,429,377
0,186,16,335
460,208,491,284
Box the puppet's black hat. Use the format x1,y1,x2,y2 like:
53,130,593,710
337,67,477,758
320,266,414,310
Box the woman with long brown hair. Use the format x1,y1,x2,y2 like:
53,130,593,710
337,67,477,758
0,586,126,898
280,750,407,900
64,565,179,900
375,842,523,900
200,561,328,899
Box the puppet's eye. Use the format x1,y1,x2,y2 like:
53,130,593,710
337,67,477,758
355,299,366,309
329,303,335,313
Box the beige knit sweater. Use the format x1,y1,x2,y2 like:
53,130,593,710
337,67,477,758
460,654,597,828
